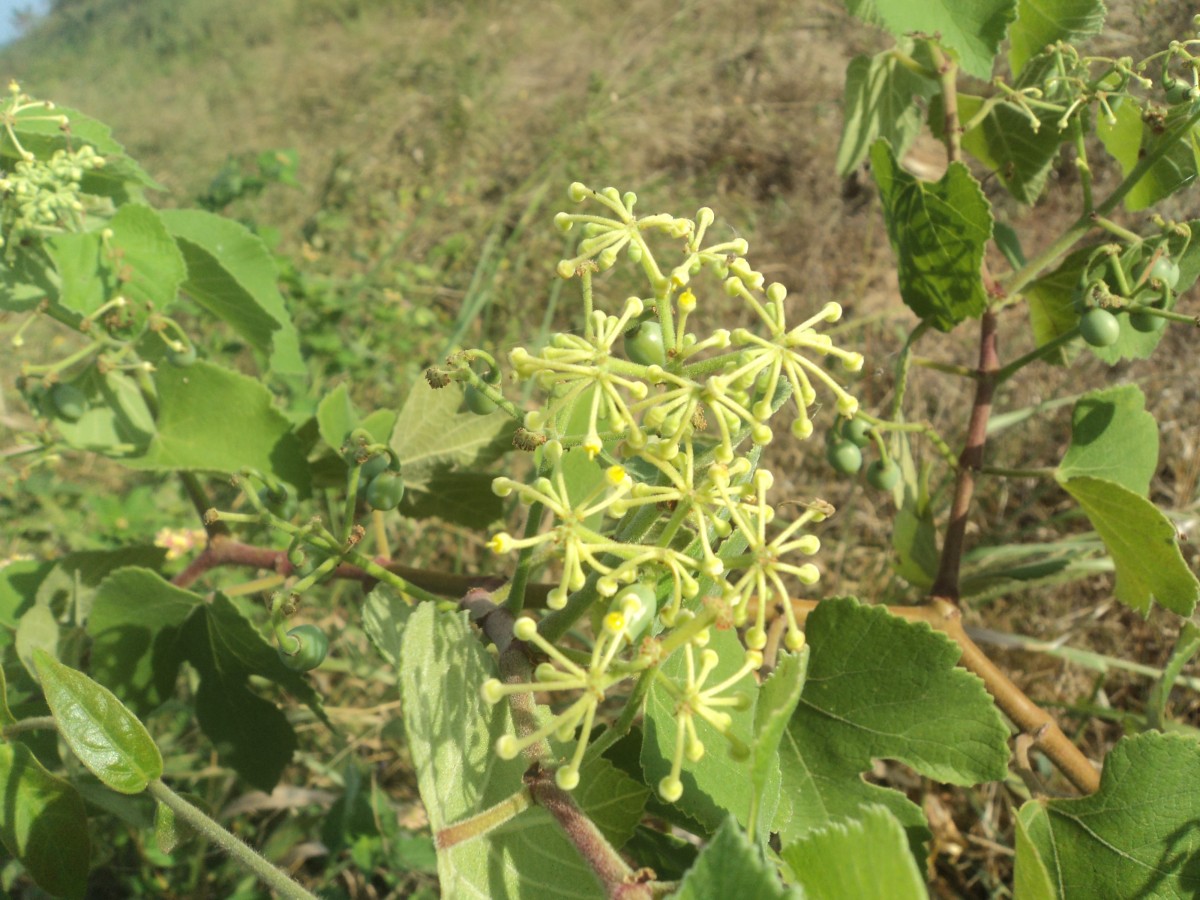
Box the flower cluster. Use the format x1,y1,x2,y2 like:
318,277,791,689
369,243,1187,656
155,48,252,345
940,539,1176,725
478,184,863,800
1,84,103,251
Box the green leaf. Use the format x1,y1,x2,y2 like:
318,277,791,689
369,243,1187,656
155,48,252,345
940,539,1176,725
389,382,511,490
643,626,777,833
52,369,156,456
33,648,163,793
835,49,937,177
751,650,808,839
1098,99,1200,211
0,741,90,900
0,666,13,727
573,755,651,850
781,804,927,900
892,501,938,589
778,598,1010,855
316,382,357,451
1060,476,1199,616
954,91,1069,205
107,204,187,312
399,471,504,529
178,594,325,791
0,559,50,652
845,0,1017,79
159,208,305,377
122,361,311,493
44,230,107,318
0,245,58,312
870,140,992,331
1012,808,1057,900
672,817,798,900
1147,622,1200,730
362,585,414,669
1024,247,1086,366
1008,0,1105,77
398,603,604,898
1057,385,1158,496
86,567,200,712
1018,733,1200,897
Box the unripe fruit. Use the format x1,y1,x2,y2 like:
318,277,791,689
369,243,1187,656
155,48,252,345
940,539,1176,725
359,452,390,481
1149,256,1180,290
167,343,197,367
624,321,667,367
366,471,405,510
463,359,500,415
278,624,329,671
50,383,86,421
1079,307,1120,347
837,416,871,447
826,439,863,474
866,460,900,491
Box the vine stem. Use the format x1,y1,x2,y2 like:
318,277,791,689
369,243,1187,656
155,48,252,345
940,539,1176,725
147,780,319,900
788,599,1101,795
930,311,999,602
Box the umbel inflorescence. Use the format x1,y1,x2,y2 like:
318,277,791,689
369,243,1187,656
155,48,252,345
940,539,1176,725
475,183,863,798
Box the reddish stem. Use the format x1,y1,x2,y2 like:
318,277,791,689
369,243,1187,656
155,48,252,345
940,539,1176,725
930,310,999,602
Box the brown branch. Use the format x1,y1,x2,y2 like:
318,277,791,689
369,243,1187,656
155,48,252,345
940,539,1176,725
930,310,1000,601
170,535,507,597
788,597,1101,795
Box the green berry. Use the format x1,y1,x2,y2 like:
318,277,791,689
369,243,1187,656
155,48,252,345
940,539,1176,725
359,452,390,481
1149,257,1180,290
838,416,871,447
463,359,501,415
1079,308,1120,347
278,624,329,672
366,471,405,510
826,440,863,475
1130,307,1167,333
624,321,667,367
866,460,900,491
50,383,87,421
167,343,197,367
464,384,498,415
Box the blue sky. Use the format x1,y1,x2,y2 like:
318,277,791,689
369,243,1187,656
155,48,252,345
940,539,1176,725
0,0,47,46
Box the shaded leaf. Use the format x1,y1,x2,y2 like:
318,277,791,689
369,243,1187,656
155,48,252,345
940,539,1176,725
836,48,937,177
401,471,505,529
33,648,163,794
1060,477,1199,616
1057,385,1158,496
86,567,200,712
644,626,776,833
871,140,992,331
398,603,604,898
0,741,90,900
1018,733,1200,897
178,594,326,791
673,817,798,900
1009,0,1106,77
1098,98,1200,211
751,649,808,839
